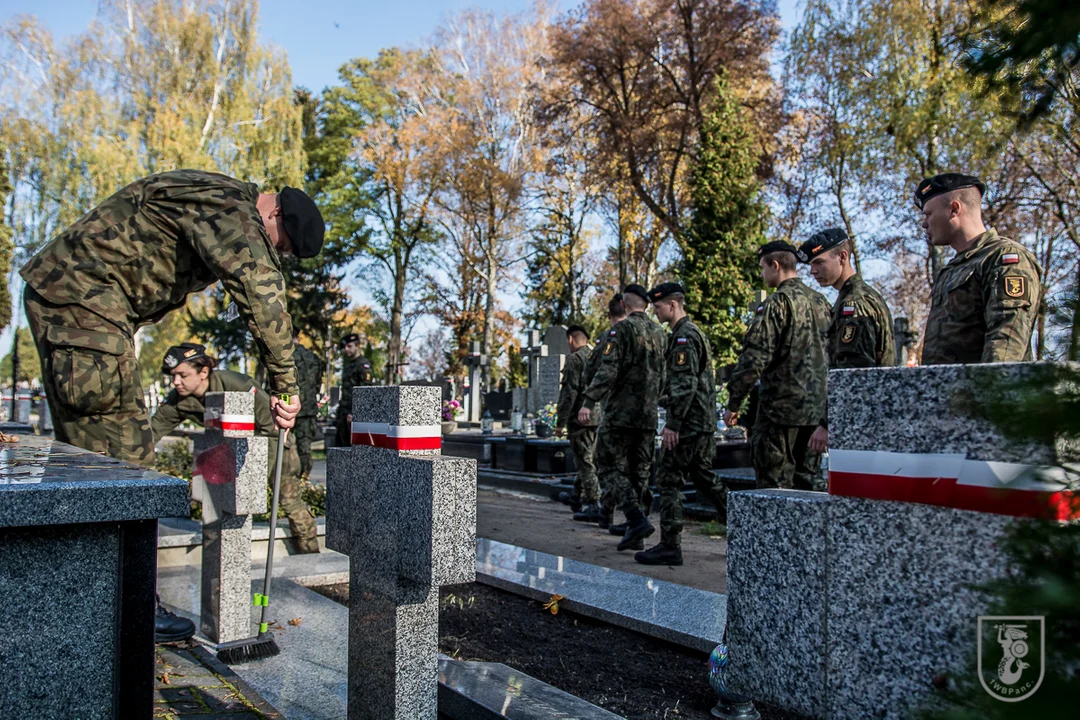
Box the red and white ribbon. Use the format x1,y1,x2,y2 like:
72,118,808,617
351,422,442,451
204,414,256,433
828,449,1078,520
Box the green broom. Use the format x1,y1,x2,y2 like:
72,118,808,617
217,414,290,664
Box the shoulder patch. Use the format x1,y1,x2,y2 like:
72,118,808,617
1001,253,1020,265
1003,276,1026,299
609,329,617,336
676,336,688,345
675,350,688,366
841,305,855,316
840,323,857,344
603,341,614,356
755,305,765,314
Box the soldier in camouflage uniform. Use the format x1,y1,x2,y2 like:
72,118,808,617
555,325,601,516
334,332,378,446
21,170,323,468
636,283,725,566
800,228,895,454
724,242,831,490
292,335,324,478
151,344,320,554
579,284,667,551
915,174,1043,364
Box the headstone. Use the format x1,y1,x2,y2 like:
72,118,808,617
521,331,548,415
0,393,29,424
540,325,570,356
327,385,477,719
191,391,268,645
39,392,53,433
0,436,189,718
462,342,488,424
482,390,512,421
725,363,1078,719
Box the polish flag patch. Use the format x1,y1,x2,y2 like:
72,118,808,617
676,337,688,345
1001,253,1020,264
842,306,855,316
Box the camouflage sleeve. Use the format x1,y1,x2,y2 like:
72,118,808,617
982,254,1041,363
252,386,277,437
582,339,604,387
582,330,622,410
556,353,582,428
832,310,882,369
188,203,298,395
663,335,700,433
726,298,786,412
150,392,183,443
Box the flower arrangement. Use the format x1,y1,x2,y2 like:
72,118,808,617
536,402,558,429
442,399,462,422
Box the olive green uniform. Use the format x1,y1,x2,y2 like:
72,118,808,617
582,311,667,514
292,343,323,478
827,274,895,369
556,345,600,503
727,278,830,490
922,229,1042,365
334,355,376,446
151,369,319,553
658,316,724,546
21,170,299,467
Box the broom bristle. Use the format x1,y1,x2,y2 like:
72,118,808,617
216,634,280,664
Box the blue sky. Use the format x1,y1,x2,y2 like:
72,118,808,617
0,0,803,357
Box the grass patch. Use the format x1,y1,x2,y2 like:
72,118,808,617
698,521,727,538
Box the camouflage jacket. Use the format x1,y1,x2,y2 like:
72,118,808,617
556,346,597,430
922,229,1042,365
150,369,276,441
726,277,829,427
20,170,298,395
828,274,896,369
293,343,323,419
661,316,716,435
336,355,377,423
582,311,667,430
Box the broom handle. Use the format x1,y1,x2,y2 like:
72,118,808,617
259,423,288,629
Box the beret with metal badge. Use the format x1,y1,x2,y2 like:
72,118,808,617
758,240,807,263
162,343,209,374
799,228,850,262
648,282,686,302
623,284,650,302
339,333,360,348
914,173,985,209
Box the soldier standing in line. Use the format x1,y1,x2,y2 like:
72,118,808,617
555,325,601,519
578,284,667,551
19,169,323,643
636,283,726,566
915,173,1043,364
334,333,377,446
151,344,320,555
291,333,324,479
723,242,831,490
799,228,895,454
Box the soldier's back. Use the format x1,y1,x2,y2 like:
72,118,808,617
603,312,666,430
759,279,828,426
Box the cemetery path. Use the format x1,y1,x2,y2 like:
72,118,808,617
155,642,282,719
475,488,728,594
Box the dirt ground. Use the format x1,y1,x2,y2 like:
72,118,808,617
475,488,729,594
313,582,803,720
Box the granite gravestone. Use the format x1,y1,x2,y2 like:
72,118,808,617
327,385,477,719
0,436,189,719
191,391,268,645
462,342,488,424
725,363,1079,719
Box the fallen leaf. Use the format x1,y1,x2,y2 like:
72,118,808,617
542,594,565,615
288,617,303,626
160,672,170,685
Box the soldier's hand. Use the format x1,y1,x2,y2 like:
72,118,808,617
809,426,828,454
723,410,739,427
347,413,353,424
661,427,680,451
577,407,592,424
270,394,301,430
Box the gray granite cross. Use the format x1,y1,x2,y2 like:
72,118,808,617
461,341,488,423
191,391,268,645
327,385,477,719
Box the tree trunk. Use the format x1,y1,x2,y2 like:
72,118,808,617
482,251,497,393
387,251,406,384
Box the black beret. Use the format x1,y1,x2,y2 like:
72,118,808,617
914,173,985,209
339,333,360,348
758,241,807,263
623,284,650,302
799,228,849,261
162,343,209,373
279,186,325,258
648,282,685,302
566,324,590,339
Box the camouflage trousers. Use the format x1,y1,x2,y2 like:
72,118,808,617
567,425,600,503
658,433,724,547
24,288,155,468
596,426,655,515
751,419,822,491
269,433,319,553
294,415,319,479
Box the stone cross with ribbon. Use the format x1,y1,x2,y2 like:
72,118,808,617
327,385,477,719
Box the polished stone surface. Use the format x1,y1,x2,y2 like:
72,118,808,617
476,538,724,653
725,489,1015,720
204,389,256,438
0,435,190,526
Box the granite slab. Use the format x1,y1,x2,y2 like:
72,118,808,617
0,436,190,526
475,538,725,653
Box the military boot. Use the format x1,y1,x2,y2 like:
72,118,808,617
634,542,683,566
616,509,655,551
597,510,614,529
155,596,196,643
608,522,628,536
558,491,583,513
573,504,605,523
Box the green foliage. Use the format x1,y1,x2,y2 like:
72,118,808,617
0,149,12,333
0,328,42,384
683,74,768,366
254,479,326,520
155,440,200,520
506,346,528,390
